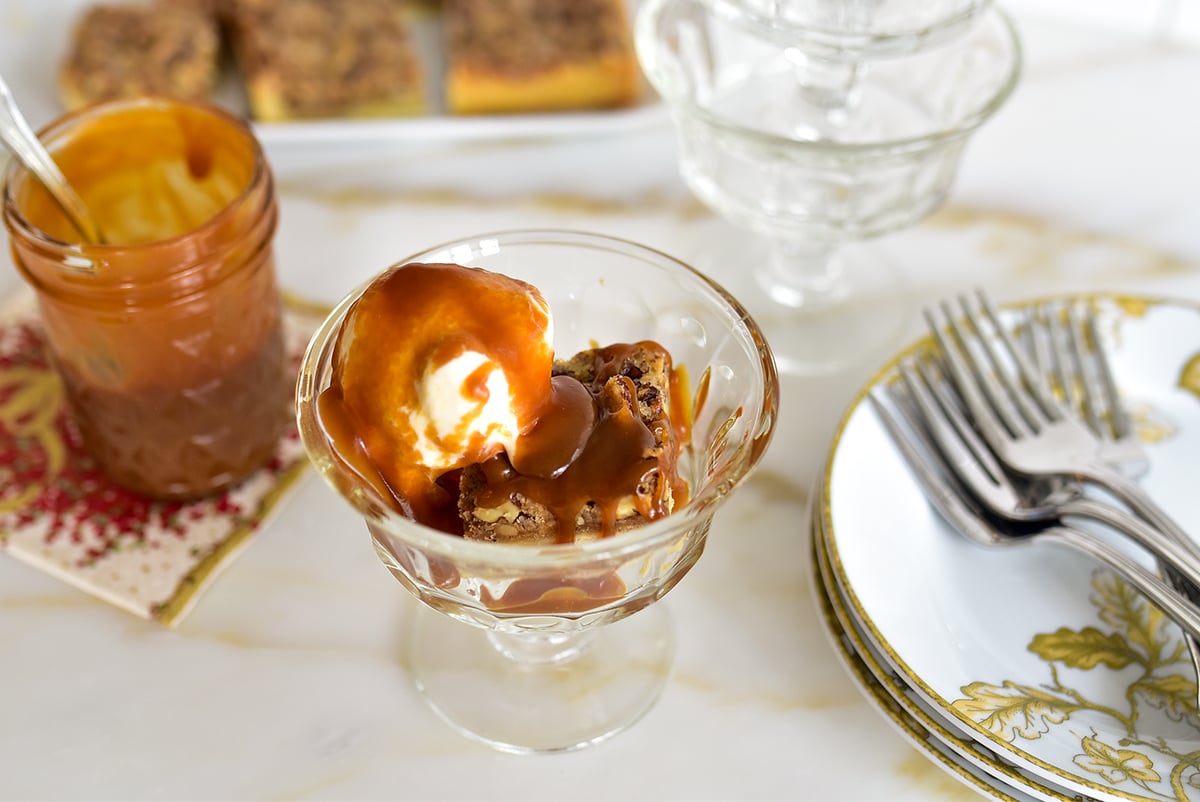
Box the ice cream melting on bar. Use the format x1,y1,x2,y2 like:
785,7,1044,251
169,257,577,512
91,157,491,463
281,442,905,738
317,262,687,543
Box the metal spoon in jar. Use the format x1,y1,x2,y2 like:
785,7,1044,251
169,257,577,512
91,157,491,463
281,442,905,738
0,74,105,245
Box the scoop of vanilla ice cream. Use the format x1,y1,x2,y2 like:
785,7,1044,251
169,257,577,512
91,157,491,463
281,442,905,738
404,308,554,472
330,261,558,524
407,351,520,468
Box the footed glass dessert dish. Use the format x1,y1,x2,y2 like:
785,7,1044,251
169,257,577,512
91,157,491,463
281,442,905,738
637,0,1021,374
296,229,779,752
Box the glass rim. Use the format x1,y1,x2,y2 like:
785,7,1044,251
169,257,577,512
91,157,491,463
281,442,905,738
636,0,1023,158
718,0,994,56
1,95,270,256
295,227,781,567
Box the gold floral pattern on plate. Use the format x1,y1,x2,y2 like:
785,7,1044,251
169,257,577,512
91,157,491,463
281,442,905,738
953,571,1200,800
1180,354,1200,403
0,295,325,627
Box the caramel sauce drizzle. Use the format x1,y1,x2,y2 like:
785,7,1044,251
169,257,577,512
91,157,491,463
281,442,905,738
476,342,682,543
322,262,554,530
317,263,687,545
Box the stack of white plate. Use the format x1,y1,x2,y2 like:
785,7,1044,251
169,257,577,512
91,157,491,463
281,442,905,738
811,295,1200,802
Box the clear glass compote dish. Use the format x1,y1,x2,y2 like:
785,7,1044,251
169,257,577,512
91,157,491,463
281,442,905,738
636,0,1021,375
296,229,779,753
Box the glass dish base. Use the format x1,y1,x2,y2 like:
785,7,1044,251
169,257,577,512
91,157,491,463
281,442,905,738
403,603,676,753
706,235,912,376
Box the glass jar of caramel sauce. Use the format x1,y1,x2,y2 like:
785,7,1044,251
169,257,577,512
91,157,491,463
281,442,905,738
2,97,287,499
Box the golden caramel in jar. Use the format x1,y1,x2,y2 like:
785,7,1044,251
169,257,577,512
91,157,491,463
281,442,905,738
3,98,287,498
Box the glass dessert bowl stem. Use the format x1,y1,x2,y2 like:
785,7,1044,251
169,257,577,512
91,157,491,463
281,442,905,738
729,232,910,376
783,51,867,118
366,499,707,753
404,604,676,753
485,625,597,665
757,236,853,308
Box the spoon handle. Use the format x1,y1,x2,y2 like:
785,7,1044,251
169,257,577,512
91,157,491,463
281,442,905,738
0,75,104,245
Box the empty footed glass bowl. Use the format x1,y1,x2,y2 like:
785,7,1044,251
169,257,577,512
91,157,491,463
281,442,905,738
636,0,1021,375
296,229,779,753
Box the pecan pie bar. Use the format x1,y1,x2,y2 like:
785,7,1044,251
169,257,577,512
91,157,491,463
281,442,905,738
58,3,221,111
444,0,639,114
226,0,424,121
458,342,680,544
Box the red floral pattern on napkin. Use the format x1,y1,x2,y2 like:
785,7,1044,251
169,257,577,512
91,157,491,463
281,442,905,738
0,295,323,626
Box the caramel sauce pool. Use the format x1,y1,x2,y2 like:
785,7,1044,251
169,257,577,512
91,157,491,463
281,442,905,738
18,104,249,245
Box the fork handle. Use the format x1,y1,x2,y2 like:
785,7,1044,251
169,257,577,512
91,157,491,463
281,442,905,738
1080,463,1199,555
1078,463,1200,707
1058,496,1200,591
1048,525,1200,642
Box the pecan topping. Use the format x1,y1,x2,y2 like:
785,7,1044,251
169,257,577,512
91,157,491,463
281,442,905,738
446,0,633,76
227,0,422,118
60,5,220,108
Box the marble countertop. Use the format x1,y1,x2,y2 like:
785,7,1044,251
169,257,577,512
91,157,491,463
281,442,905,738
1,2,1199,800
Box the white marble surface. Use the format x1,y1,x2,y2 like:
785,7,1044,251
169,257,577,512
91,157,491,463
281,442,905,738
1,3,1200,800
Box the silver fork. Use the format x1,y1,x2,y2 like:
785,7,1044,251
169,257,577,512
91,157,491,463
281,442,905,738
868,384,1200,641
923,290,1200,566
1027,296,1200,705
1024,299,1148,476
893,354,1200,590
926,289,1200,705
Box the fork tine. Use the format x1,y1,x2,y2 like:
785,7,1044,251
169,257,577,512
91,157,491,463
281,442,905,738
1041,300,1089,413
1032,302,1080,410
1065,300,1107,437
1022,304,1055,395
1038,298,1147,476
867,386,998,543
898,358,1006,491
868,389,970,520
911,355,1008,485
965,291,1062,435
923,303,1019,451
1084,302,1135,441
921,303,988,444
948,297,1031,438
976,289,1060,423
872,383,1200,647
